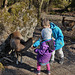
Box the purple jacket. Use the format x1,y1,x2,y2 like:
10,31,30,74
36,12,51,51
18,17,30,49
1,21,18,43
34,39,55,63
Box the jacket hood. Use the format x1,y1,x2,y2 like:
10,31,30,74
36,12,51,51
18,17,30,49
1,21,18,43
50,22,57,29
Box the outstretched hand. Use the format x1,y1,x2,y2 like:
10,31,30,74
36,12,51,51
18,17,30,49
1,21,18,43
31,46,35,49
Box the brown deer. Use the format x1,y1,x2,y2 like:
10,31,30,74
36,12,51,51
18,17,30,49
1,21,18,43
62,17,75,30
10,31,34,64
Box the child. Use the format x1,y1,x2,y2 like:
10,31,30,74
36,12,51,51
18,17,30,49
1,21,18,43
34,19,55,75
50,22,64,64
33,18,64,65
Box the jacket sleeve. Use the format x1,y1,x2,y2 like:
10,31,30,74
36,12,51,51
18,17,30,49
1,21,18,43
55,27,64,45
33,38,40,48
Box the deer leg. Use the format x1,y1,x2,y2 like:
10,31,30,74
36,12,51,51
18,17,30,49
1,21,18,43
14,51,16,57
8,49,13,55
12,49,16,58
20,54,22,63
9,49,15,59
16,53,19,65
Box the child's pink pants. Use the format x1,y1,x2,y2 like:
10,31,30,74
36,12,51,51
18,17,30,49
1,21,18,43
37,62,50,71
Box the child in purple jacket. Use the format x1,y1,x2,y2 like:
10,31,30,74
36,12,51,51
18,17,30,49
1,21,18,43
34,19,55,75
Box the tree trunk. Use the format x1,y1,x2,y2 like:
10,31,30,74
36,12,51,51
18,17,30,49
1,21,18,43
0,0,3,8
38,0,44,18
4,0,8,8
46,0,49,13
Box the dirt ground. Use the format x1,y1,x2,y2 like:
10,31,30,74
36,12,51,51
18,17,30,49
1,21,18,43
0,15,75,75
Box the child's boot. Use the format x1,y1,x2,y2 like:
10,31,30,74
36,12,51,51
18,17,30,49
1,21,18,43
37,70,40,75
47,71,51,75
48,73,51,75
59,57,64,64
37,73,40,75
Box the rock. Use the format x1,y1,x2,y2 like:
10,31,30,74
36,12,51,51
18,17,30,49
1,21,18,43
0,1,37,43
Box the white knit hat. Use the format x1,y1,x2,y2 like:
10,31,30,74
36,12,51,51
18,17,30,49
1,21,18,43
41,28,52,40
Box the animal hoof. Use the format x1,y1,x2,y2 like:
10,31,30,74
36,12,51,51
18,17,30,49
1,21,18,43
16,61,19,65
20,61,22,64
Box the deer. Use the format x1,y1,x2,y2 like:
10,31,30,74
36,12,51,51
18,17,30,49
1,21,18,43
10,31,34,64
62,17,75,30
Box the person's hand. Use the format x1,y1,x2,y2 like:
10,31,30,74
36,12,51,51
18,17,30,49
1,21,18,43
31,46,35,49
52,37,55,40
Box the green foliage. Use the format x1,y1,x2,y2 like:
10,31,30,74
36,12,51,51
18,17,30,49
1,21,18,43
45,0,49,2
0,63,4,70
23,13,29,25
69,0,75,7
2,11,11,22
8,0,20,6
52,0,70,8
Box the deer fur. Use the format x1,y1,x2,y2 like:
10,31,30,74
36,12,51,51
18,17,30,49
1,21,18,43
10,31,33,64
62,17,75,28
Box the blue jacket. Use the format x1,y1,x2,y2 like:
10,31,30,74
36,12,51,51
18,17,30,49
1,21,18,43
33,22,64,50
50,22,64,50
